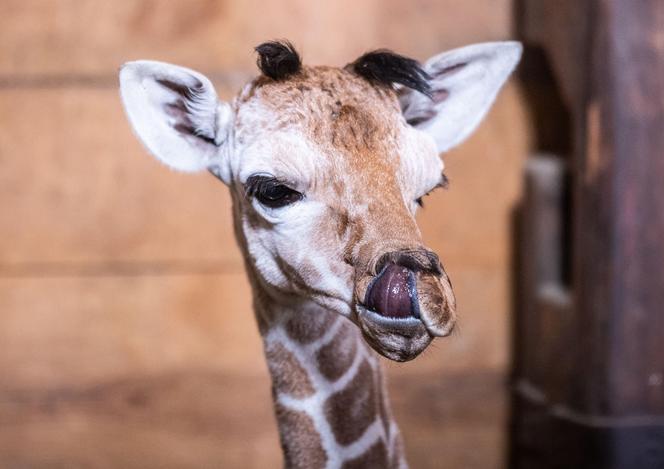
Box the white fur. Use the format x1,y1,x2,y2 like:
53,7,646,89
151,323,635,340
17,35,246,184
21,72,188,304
119,60,233,178
400,41,522,153
397,124,444,213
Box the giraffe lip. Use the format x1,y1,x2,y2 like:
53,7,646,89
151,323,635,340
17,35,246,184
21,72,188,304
355,304,432,362
357,305,423,329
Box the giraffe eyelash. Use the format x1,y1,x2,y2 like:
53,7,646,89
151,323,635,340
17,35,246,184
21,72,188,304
440,173,450,189
245,174,304,208
415,174,449,208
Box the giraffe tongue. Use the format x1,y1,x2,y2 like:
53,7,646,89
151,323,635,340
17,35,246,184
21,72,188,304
365,264,416,318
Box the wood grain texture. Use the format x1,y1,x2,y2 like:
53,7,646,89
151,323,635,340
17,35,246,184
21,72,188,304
518,0,589,108
0,274,263,388
572,0,664,417
0,369,505,469
0,0,512,77
0,88,242,266
0,371,281,469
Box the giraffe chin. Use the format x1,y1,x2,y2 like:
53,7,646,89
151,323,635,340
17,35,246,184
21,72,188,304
356,305,433,362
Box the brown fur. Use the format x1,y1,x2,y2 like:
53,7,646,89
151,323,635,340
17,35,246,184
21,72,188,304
341,441,390,469
284,308,336,345
316,321,358,381
324,359,376,445
266,343,315,398
236,66,401,156
275,404,328,469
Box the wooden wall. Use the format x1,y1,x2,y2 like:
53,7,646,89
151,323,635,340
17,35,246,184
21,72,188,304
0,1,530,467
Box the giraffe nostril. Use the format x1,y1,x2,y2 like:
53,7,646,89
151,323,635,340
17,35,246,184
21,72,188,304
374,249,442,277
365,264,419,319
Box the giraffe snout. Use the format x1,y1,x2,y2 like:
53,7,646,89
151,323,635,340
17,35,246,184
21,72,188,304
354,249,457,362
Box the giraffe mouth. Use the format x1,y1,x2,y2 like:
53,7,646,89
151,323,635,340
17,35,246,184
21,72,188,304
355,263,456,362
356,304,432,361
364,264,420,319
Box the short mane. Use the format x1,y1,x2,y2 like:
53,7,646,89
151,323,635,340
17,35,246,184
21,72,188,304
348,50,432,98
255,40,302,81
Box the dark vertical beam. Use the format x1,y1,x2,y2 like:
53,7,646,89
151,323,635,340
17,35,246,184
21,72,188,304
572,0,664,417
512,0,664,467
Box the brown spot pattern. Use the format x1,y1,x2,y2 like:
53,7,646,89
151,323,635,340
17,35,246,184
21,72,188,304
275,404,327,469
285,310,336,344
316,321,358,381
341,440,389,469
324,359,376,445
266,343,315,398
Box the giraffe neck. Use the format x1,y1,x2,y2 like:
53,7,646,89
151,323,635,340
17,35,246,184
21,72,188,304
254,297,407,469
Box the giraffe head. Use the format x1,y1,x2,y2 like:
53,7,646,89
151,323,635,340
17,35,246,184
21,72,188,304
119,41,521,362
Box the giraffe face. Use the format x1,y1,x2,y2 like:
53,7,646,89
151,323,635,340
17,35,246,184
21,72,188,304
119,41,521,362
227,67,455,361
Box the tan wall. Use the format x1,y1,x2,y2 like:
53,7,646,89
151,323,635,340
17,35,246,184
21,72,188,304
0,1,530,467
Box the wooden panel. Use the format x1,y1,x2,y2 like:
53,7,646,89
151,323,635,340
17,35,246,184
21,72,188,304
373,0,513,60
0,88,243,266
519,0,589,108
0,368,505,469
0,273,261,388
391,371,506,469
418,82,530,268
512,1,664,467
0,372,280,469
571,0,664,417
0,0,512,76
0,272,279,466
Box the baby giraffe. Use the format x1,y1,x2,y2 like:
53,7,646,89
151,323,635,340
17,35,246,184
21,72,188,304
119,40,520,468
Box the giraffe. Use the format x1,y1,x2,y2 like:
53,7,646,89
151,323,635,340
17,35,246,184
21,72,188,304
119,40,521,468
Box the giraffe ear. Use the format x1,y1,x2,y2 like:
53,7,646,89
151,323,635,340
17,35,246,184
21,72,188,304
119,60,233,180
400,42,522,154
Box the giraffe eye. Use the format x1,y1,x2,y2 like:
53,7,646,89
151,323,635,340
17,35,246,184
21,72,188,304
415,197,424,207
245,175,304,209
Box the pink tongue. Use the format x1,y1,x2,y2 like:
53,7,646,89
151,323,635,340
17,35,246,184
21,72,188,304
366,264,414,318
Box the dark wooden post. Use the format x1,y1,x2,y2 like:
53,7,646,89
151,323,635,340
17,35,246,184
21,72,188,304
511,1,664,467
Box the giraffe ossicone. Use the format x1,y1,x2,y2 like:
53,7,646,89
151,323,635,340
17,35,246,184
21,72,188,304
119,40,521,468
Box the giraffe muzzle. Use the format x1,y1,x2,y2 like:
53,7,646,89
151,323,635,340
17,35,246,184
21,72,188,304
356,254,457,362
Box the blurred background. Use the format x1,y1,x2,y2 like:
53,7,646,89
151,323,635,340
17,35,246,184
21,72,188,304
1,1,661,468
